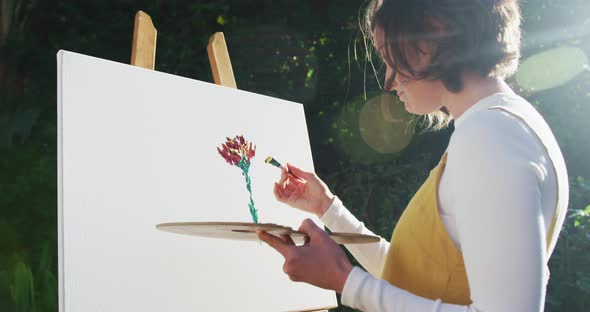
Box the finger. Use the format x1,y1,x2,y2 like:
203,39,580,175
286,163,312,180
278,172,289,188
285,180,297,193
286,189,300,205
303,234,311,246
277,182,294,201
274,183,284,201
287,170,306,182
289,175,307,189
277,181,292,199
257,231,292,258
294,179,307,193
280,234,295,245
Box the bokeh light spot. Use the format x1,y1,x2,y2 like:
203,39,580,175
515,46,588,92
359,93,414,154
333,92,415,164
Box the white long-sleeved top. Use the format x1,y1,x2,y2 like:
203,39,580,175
320,93,562,312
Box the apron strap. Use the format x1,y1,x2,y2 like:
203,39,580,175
489,98,569,255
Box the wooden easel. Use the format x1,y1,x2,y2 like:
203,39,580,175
130,10,237,89
129,10,332,312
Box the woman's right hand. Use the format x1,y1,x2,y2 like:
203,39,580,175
273,163,335,218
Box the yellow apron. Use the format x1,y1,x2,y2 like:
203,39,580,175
380,100,569,304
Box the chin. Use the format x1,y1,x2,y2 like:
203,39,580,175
403,101,425,115
403,100,440,115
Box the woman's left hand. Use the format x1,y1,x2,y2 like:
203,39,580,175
257,219,353,293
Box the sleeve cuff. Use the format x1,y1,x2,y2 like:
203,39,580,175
341,266,367,308
319,196,344,228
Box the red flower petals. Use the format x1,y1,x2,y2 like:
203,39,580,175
217,135,256,166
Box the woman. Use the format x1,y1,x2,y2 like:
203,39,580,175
257,0,569,311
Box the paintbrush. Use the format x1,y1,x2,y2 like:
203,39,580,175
265,156,303,180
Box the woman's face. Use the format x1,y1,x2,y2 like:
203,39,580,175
373,26,445,115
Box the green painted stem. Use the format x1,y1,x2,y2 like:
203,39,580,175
239,157,259,223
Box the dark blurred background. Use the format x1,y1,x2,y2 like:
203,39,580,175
1,0,589,311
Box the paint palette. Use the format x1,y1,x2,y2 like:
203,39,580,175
156,222,380,245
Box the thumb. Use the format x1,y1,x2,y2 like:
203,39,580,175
286,163,314,179
298,218,323,239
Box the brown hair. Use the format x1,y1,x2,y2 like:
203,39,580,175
364,0,522,129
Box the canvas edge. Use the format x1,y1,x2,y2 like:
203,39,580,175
56,49,65,312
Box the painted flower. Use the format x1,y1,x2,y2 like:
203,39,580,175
216,135,259,223
217,135,256,167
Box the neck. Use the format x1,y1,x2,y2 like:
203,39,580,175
442,74,515,120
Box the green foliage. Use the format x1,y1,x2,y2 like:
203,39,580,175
546,176,590,311
0,108,41,147
3,244,58,312
10,261,36,312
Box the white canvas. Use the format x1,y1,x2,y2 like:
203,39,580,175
57,50,337,312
